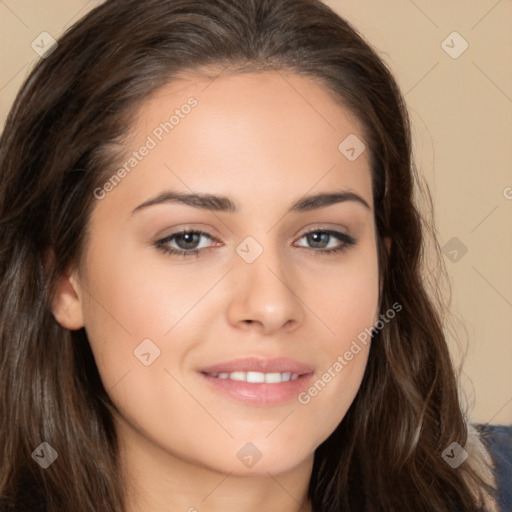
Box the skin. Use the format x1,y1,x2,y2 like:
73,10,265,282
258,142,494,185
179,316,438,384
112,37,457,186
52,69,386,512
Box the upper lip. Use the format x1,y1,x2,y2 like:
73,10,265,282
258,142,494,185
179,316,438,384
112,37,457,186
199,356,314,375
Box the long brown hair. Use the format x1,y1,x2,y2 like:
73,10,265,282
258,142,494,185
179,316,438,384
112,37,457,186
0,0,497,510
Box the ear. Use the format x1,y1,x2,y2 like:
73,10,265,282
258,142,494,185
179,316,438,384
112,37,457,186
49,258,85,331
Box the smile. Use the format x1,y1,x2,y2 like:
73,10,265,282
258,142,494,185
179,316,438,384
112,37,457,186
204,371,300,383
198,357,315,405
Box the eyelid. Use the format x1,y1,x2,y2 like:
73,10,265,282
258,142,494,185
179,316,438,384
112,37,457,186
301,226,352,238
295,227,356,249
153,223,222,241
155,229,220,249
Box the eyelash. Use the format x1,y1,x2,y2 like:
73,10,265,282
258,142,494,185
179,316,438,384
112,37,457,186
154,228,356,258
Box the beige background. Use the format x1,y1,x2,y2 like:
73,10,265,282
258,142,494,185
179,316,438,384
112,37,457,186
1,0,511,425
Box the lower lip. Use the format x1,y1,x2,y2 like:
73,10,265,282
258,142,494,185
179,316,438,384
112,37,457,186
199,372,315,405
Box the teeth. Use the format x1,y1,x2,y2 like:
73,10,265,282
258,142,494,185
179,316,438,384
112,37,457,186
247,371,265,383
207,371,299,383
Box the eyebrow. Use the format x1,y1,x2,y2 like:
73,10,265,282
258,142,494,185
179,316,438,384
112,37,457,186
131,189,371,215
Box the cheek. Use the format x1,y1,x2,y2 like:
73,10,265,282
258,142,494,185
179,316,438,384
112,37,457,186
296,241,379,428
80,237,200,338
78,236,230,395
309,239,380,342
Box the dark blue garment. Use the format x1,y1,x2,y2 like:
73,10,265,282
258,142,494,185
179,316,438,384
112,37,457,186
475,423,512,512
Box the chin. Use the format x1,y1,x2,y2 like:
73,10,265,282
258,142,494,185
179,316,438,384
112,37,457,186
224,435,318,476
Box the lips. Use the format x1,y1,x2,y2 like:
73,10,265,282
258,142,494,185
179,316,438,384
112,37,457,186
198,356,315,405
199,356,314,376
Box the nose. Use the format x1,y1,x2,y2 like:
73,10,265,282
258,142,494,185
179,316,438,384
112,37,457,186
225,246,306,336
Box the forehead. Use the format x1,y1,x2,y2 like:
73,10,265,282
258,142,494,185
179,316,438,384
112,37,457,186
96,69,373,216
135,69,367,147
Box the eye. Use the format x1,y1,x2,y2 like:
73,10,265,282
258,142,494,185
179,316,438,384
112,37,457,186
294,229,356,256
154,230,218,258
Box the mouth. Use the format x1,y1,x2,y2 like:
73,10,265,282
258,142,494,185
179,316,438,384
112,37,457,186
198,357,315,405
203,371,300,383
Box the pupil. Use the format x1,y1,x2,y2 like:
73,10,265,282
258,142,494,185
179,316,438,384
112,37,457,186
310,232,327,248
180,233,199,249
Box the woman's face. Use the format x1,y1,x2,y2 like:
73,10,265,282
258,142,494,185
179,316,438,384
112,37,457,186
54,70,380,477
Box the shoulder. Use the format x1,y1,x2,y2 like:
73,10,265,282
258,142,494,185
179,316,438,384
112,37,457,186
474,423,512,512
